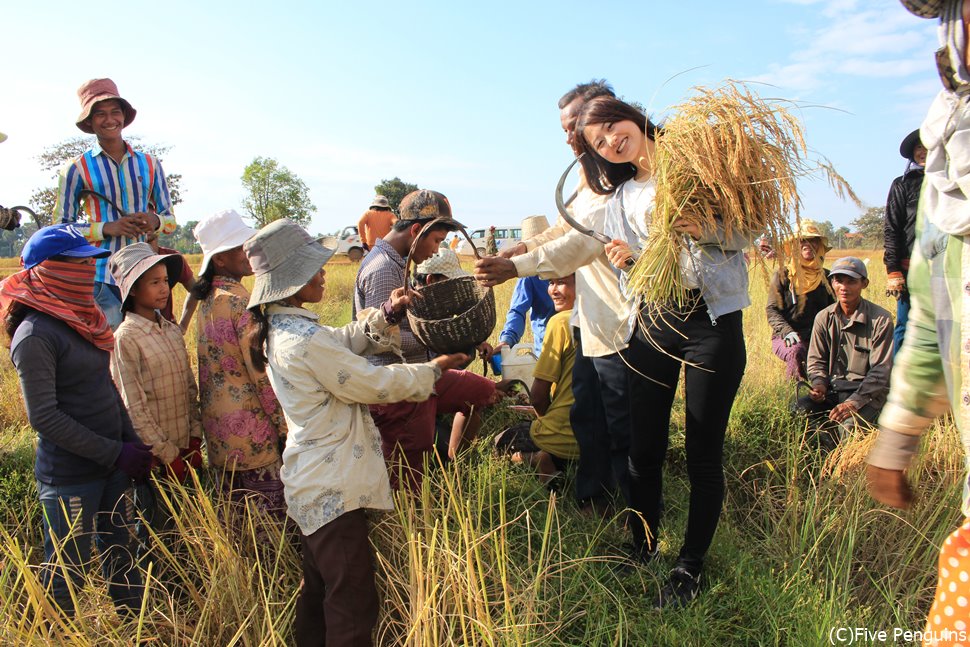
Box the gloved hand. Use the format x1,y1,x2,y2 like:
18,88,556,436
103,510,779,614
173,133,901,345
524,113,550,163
181,437,204,470
0,206,21,231
886,272,906,299
783,331,801,347
164,455,188,482
115,442,153,481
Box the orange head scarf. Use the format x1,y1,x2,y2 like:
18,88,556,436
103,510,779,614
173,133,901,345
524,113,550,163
0,259,113,351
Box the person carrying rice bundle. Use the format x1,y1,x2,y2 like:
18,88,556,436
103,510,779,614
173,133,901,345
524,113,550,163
575,95,751,609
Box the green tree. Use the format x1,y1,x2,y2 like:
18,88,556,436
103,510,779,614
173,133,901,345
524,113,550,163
158,220,202,255
241,157,316,228
851,207,885,249
834,226,850,249
816,220,835,242
374,177,418,214
29,136,184,228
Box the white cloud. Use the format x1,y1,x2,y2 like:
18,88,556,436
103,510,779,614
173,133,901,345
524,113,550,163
755,2,936,93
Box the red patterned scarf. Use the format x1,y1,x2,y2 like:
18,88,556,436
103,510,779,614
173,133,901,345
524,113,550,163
0,259,114,351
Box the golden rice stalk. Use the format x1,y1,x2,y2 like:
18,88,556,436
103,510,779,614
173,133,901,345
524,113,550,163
626,80,859,306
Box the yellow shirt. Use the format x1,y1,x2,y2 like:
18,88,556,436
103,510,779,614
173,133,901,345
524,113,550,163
529,310,579,459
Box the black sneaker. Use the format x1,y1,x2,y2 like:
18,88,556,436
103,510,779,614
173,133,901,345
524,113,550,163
653,566,700,610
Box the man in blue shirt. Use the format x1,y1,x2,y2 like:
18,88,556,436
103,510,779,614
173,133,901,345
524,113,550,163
489,216,556,359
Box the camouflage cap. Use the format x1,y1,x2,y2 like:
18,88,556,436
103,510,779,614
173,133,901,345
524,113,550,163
398,190,463,230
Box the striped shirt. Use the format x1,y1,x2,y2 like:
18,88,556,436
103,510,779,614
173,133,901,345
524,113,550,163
55,142,177,284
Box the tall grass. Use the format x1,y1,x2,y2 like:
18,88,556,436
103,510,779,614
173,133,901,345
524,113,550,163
0,249,962,644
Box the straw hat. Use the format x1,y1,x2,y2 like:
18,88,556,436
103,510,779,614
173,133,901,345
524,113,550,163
793,219,830,250
369,195,390,209
108,242,182,306
416,248,469,279
194,209,258,275
244,219,337,308
75,78,136,134
521,215,550,241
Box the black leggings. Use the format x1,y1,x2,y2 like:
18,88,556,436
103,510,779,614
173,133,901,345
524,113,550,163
625,304,746,574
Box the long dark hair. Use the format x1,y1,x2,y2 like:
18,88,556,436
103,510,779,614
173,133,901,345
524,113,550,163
4,302,35,339
249,305,270,372
574,96,661,195
190,264,217,300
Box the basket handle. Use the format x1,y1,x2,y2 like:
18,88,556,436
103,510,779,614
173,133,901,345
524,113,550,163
404,218,481,289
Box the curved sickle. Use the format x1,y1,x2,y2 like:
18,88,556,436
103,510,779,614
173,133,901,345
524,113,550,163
79,189,128,217
554,155,634,266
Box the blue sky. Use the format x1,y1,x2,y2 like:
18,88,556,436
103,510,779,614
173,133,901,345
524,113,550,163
0,0,939,235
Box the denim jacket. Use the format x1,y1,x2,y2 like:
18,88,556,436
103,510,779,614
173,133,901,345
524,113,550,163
603,178,751,328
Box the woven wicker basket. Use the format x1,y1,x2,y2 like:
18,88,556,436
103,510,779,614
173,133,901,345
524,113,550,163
405,220,496,354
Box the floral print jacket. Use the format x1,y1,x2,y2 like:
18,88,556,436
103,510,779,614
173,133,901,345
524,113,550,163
266,304,439,535
197,277,287,471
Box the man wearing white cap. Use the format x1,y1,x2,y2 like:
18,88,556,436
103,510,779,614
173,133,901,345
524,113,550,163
357,194,397,251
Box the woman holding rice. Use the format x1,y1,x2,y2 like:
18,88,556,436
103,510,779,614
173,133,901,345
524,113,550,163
575,96,750,609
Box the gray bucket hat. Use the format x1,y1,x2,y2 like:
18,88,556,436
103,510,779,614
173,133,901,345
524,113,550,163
244,219,337,308
108,242,182,307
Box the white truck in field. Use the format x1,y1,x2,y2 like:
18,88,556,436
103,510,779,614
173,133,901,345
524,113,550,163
453,226,522,256
334,225,366,262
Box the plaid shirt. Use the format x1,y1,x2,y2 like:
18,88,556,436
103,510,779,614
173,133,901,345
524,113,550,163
111,312,202,464
55,142,177,285
354,238,430,365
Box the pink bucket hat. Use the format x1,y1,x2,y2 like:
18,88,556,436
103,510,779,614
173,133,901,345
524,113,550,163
75,78,136,134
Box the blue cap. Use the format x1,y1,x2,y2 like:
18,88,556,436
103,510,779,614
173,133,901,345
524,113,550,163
22,224,111,270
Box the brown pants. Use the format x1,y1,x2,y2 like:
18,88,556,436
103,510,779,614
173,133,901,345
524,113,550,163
295,509,379,647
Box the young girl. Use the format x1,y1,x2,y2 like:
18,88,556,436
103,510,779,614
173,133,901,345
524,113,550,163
109,243,203,528
192,209,288,522
244,219,467,646
576,96,750,608
2,224,149,617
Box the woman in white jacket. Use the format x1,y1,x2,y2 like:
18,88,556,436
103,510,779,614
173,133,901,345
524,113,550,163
244,219,466,647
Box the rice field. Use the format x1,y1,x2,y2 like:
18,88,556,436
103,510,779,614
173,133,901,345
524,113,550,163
0,248,961,645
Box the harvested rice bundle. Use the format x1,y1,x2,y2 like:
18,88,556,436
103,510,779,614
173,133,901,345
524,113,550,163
626,80,858,306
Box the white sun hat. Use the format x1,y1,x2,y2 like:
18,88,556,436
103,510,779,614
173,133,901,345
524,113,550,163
194,209,259,276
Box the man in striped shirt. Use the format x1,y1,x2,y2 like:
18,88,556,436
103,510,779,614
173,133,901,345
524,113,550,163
55,78,177,329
